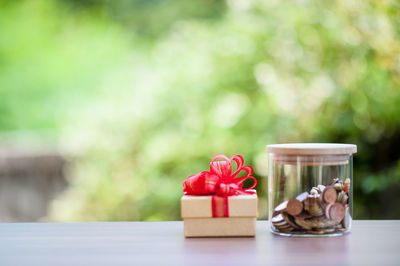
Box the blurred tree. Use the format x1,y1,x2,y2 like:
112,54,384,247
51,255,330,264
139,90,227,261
0,0,131,133
59,0,227,37
1,0,399,221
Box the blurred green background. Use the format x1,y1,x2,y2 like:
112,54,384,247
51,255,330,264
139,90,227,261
0,0,399,221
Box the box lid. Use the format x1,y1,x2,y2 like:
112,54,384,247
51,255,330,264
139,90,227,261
181,190,258,218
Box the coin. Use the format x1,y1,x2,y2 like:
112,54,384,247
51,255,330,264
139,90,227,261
282,212,300,229
295,213,312,220
271,179,352,236
343,206,351,229
309,204,323,216
310,187,319,195
329,203,345,223
287,198,303,216
274,200,288,213
271,213,285,224
322,187,337,204
296,192,309,202
304,196,315,211
337,191,348,204
305,195,323,217
341,192,349,204
321,227,335,233
329,178,339,185
277,223,294,230
325,203,333,219
307,229,325,235
334,183,343,191
317,184,326,193
294,218,313,230
337,191,343,202
275,225,293,231
278,228,294,233
273,220,289,227
300,216,337,229
343,178,350,194
273,221,294,232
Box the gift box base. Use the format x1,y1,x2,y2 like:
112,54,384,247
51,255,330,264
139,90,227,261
183,217,256,237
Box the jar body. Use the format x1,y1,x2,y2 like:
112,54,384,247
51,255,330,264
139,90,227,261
268,154,353,237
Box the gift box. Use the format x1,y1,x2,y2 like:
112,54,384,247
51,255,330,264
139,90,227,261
181,191,258,237
181,154,258,237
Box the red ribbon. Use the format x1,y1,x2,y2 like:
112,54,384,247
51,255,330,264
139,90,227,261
183,154,257,217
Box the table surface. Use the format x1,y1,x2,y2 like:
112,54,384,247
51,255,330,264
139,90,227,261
0,220,399,266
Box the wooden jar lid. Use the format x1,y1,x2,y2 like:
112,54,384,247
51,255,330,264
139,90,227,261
266,143,357,155
266,143,357,165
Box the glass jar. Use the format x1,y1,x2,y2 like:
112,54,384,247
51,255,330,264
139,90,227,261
267,143,357,237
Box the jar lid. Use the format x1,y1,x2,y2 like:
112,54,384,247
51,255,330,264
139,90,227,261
266,143,357,155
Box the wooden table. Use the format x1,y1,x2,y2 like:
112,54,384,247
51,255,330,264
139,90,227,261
0,221,399,265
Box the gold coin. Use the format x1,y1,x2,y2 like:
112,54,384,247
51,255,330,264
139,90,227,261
333,183,343,191
278,226,294,233
282,213,300,229
307,230,325,235
321,227,335,233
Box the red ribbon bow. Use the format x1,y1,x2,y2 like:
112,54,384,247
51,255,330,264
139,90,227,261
183,154,257,217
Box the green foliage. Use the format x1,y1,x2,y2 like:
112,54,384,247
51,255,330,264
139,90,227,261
0,0,131,132
1,0,400,220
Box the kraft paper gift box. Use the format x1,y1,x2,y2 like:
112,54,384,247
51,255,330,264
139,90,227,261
181,154,258,237
181,190,258,237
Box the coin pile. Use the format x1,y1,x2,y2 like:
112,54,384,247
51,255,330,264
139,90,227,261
272,178,350,235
